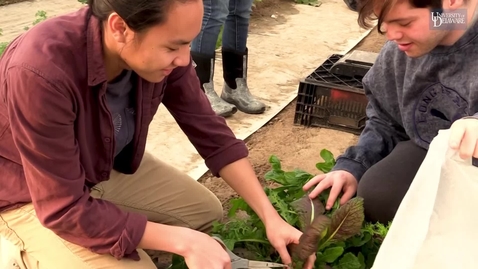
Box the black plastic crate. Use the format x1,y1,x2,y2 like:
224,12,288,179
294,54,368,135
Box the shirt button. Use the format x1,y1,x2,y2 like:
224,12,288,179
101,171,108,178
104,137,111,143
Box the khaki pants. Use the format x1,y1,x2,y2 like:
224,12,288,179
0,152,223,269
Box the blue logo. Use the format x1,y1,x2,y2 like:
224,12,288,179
414,83,468,143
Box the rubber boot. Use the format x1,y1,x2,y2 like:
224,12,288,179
220,47,266,114
191,51,237,118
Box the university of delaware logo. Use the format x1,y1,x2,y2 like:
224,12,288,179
430,9,467,30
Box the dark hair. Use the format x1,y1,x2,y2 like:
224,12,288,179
88,0,194,32
357,0,443,33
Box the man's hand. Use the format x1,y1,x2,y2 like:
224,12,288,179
139,222,232,269
449,117,478,159
265,217,316,269
303,170,358,210
178,228,233,269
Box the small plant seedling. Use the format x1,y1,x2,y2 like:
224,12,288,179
0,42,7,56
33,10,47,25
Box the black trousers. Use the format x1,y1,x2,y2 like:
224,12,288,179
357,140,427,224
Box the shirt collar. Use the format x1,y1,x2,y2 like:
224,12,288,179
86,7,108,87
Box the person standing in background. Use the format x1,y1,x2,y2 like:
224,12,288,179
191,0,266,117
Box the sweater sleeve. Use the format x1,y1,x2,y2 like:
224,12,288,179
162,57,249,176
331,44,409,181
5,66,147,260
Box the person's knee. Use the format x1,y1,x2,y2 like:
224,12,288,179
193,191,224,233
357,169,400,224
206,194,224,226
355,141,424,224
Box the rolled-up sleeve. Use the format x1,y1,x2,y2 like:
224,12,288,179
162,58,249,176
5,66,147,260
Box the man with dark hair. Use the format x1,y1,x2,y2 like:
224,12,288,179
303,0,478,224
0,0,314,268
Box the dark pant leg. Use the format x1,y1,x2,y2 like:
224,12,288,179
222,0,253,52
357,140,427,224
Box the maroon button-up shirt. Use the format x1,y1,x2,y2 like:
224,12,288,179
0,7,248,260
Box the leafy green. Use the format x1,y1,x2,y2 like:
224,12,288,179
316,149,336,173
172,149,391,269
290,195,325,230
320,246,345,263
321,197,365,246
289,195,364,264
0,42,7,57
336,253,362,269
291,214,331,260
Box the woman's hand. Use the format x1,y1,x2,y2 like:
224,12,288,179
265,216,316,269
303,170,358,210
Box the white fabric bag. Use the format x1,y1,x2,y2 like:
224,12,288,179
372,129,478,269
